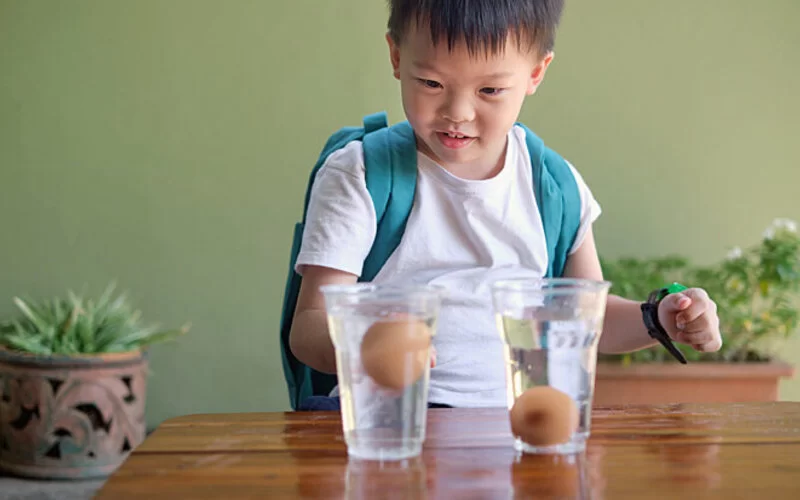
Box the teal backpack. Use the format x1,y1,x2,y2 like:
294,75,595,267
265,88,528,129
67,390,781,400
279,111,581,410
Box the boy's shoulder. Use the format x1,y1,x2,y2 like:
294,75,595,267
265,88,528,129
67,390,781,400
510,122,575,176
316,138,367,178
314,114,413,177
511,122,559,154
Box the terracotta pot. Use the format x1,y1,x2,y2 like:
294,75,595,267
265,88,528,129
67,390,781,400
593,361,795,406
0,348,147,479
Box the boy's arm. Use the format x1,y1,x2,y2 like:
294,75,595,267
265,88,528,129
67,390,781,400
289,265,357,374
561,227,659,353
562,227,721,354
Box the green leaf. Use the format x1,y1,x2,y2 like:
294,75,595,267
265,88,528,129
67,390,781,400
79,308,95,352
3,334,51,355
67,290,83,313
12,297,50,333
72,313,90,349
107,324,160,348
58,304,79,343
137,325,190,347
95,282,117,311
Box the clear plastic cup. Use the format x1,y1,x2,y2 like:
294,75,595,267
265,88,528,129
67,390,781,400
491,278,610,454
321,284,442,461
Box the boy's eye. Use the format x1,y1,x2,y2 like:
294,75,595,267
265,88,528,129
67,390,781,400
480,87,504,96
418,79,442,89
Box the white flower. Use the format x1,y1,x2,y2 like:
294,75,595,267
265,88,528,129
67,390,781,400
764,218,798,239
775,218,798,233
727,246,743,260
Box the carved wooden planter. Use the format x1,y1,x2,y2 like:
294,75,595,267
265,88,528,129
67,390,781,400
0,348,147,479
593,361,795,406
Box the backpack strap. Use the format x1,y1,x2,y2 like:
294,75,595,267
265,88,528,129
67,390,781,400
280,112,418,409
517,123,581,278
363,111,388,134
361,121,418,281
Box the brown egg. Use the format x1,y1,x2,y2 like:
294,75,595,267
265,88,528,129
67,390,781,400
510,386,579,447
360,318,431,390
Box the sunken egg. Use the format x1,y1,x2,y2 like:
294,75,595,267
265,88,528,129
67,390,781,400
360,318,431,390
510,386,579,447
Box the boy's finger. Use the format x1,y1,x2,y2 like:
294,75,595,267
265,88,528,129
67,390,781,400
680,313,716,334
674,289,712,329
693,337,722,353
677,330,714,345
659,292,692,314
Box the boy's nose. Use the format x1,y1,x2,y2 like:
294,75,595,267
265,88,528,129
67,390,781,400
440,95,475,124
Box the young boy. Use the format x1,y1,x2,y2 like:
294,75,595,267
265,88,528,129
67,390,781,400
289,0,722,409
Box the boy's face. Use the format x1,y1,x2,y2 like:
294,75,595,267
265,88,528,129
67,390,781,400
388,25,553,177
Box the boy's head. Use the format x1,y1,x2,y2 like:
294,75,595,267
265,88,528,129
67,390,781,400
386,0,565,177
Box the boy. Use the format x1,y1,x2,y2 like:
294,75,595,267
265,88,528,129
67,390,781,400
289,0,722,409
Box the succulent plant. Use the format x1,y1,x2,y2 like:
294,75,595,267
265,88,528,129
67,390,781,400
0,283,189,355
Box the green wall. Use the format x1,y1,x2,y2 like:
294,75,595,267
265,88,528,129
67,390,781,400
2,0,799,429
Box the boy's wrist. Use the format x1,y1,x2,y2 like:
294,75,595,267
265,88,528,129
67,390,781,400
641,283,688,364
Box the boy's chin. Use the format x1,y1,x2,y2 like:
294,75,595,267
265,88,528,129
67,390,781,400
433,137,484,158
430,148,483,169
416,135,493,169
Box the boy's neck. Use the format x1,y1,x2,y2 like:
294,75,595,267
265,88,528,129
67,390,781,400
416,135,509,182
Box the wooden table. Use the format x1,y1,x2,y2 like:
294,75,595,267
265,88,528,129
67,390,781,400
97,402,800,499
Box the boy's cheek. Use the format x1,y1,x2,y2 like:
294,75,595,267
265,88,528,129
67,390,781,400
402,91,434,122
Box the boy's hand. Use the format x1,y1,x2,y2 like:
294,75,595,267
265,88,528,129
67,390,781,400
657,288,722,352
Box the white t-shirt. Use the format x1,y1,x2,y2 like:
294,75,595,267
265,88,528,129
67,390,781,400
295,125,602,408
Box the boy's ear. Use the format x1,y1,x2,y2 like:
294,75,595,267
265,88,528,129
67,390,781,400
527,52,555,95
386,32,401,80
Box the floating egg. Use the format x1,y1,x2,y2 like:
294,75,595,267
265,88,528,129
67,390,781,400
360,318,431,390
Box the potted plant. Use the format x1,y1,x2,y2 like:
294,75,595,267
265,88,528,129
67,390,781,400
596,218,800,405
0,284,188,479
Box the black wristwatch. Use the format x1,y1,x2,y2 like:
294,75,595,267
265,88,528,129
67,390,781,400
640,283,688,364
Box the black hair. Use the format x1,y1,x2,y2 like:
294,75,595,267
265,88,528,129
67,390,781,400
387,0,565,57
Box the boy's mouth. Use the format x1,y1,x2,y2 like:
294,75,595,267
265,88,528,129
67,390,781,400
437,131,475,150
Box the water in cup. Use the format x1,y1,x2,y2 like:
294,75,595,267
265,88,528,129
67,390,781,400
499,314,601,453
322,284,441,461
492,279,610,455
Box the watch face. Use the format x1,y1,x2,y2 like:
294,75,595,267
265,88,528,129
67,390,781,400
665,283,689,295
